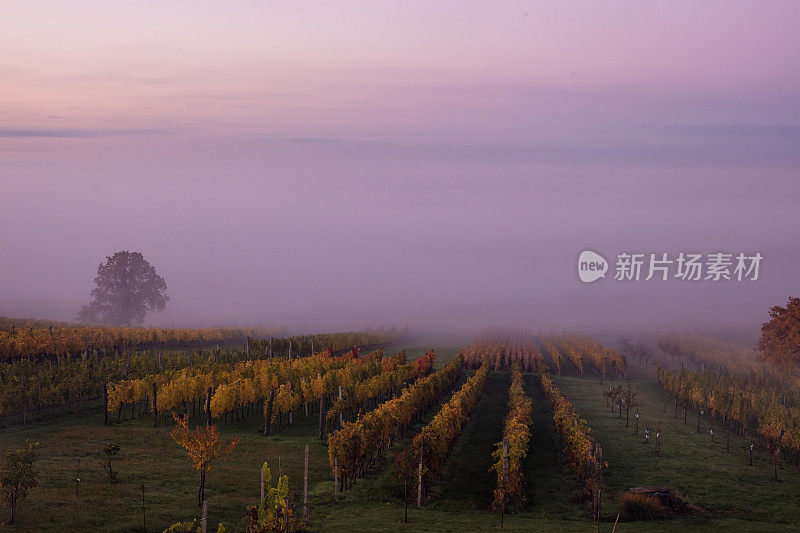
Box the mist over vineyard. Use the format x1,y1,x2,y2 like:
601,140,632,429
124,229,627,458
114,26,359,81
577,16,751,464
2,162,796,333
2,4,800,531
2,4,799,334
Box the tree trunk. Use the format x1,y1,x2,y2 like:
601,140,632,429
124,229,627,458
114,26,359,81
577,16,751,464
264,389,276,436
10,490,17,523
774,453,779,480
198,469,206,510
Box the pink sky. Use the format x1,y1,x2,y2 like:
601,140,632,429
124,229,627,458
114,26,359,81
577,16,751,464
2,2,799,332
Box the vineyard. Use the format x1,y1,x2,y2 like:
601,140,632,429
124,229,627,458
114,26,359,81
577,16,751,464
0,328,403,429
0,317,284,360
1,327,800,532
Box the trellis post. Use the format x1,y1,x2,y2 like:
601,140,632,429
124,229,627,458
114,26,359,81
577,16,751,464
417,441,424,507
304,445,309,519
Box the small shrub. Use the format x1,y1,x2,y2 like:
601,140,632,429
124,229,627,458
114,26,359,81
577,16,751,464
103,443,120,483
619,492,666,521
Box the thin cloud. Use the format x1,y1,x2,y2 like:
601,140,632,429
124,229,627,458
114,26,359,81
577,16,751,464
286,136,352,144
649,123,800,140
0,127,167,138
246,133,361,145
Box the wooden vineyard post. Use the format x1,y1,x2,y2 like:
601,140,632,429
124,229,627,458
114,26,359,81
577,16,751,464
103,383,109,426
334,458,340,495
246,336,250,357
655,428,660,456
302,378,309,418
771,431,783,481
601,356,606,385
417,440,424,508
21,376,28,425
264,389,276,436
594,443,603,526
634,412,639,436
317,384,327,439
501,439,509,527
201,500,208,533
205,387,213,427
152,382,159,427
304,445,309,520
338,385,343,427
260,466,265,503
749,443,754,466
773,450,778,481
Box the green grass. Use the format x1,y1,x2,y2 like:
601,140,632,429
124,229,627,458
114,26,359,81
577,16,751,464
431,371,508,506
0,403,336,531
0,337,466,531
553,363,800,531
2,340,800,532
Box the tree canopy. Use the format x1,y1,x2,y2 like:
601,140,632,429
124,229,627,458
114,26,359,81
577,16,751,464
758,296,800,369
77,251,169,326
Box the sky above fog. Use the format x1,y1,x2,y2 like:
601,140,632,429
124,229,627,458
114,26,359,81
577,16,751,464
1,1,799,333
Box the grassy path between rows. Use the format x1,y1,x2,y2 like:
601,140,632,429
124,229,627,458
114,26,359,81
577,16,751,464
431,370,508,506
554,363,800,531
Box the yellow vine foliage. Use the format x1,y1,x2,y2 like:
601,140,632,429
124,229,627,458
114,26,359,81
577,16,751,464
491,368,532,510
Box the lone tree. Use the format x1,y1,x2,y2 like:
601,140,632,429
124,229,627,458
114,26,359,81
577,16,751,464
77,251,168,325
758,296,800,369
170,413,236,510
0,439,39,524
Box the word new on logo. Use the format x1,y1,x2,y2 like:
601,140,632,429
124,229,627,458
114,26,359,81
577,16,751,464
578,250,608,283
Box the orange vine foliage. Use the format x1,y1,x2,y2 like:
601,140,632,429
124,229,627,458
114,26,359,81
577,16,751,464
461,329,541,372
170,413,237,472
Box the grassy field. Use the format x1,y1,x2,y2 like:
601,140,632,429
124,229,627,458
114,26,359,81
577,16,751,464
2,338,800,531
554,363,800,531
